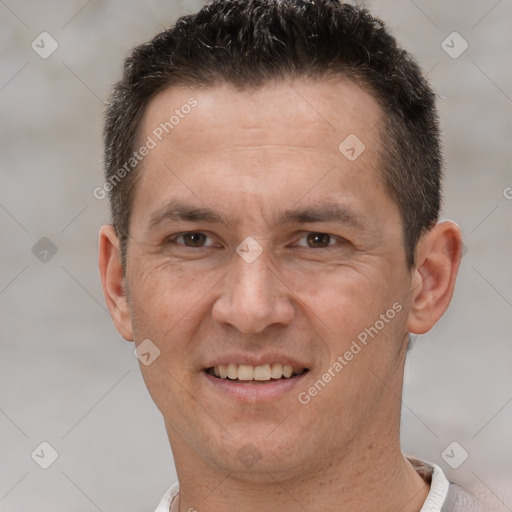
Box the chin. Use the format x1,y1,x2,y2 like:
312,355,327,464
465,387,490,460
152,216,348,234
203,430,313,481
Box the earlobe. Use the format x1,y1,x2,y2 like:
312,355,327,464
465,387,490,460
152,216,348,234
98,225,134,341
406,221,463,335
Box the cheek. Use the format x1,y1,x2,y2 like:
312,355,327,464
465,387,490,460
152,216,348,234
291,263,408,375
284,264,387,334
128,258,210,335
127,261,207,416
137,351,198,438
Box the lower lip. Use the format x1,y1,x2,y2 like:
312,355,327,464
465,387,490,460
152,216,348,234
203,371,309,401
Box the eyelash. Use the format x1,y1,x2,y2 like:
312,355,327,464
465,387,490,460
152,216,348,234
165,231,344,249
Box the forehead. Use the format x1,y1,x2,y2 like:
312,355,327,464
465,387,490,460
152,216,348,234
141,76,382,156
131,77,390,232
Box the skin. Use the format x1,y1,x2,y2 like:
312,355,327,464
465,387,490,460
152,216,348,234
99,77,462,512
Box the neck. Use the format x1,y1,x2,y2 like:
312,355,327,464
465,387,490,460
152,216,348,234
169,429,429,512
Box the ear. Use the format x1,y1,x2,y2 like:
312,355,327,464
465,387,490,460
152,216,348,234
98,225,134,341
407,220,463,335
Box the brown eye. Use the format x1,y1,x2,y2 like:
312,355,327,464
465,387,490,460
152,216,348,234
182,233,206,246
172,232,212,247
306,232,333,248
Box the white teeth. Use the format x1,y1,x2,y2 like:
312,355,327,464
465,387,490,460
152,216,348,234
271,363,283,379
211,363,305,381
253,364,271,381
283,364,293,378
237,364,254,381
227,363,238,379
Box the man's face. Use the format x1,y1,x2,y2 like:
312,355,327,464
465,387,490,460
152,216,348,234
123,78,414,478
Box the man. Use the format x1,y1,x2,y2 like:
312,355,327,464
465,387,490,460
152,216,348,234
98,1,486,510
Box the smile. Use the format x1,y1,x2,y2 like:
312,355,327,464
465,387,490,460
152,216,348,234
206,363,308,382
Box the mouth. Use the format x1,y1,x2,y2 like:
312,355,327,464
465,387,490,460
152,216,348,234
205,363,309,383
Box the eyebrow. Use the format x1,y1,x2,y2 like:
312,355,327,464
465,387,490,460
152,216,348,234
147,200,366,232
276,205,365,229
148,201,228,231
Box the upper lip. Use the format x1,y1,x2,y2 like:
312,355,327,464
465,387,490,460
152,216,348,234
203,353,309,370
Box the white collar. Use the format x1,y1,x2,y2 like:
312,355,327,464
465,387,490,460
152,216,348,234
153,482,178,512
418,461,450,512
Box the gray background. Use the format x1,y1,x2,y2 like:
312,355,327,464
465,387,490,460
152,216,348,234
1,0,511,510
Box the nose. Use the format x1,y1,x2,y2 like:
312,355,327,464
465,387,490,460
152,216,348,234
211,248,295,333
